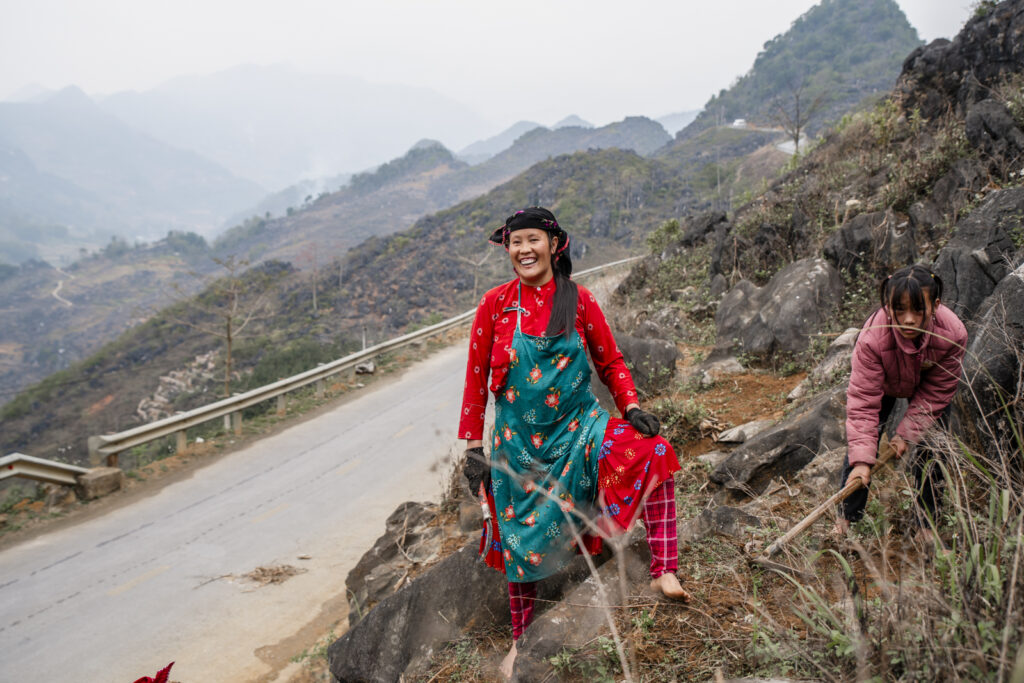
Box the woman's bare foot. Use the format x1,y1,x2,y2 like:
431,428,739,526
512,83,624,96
499,641,517,680
650,573,691,602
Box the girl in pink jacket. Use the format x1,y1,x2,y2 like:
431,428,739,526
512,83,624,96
836,264,967,541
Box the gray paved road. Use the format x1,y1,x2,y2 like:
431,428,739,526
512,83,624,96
0,344,468,682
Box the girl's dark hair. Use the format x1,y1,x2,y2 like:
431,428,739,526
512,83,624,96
879,264,943,312
545,240,577,339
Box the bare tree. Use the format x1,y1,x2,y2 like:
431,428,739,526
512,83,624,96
168,256,280,397
456,248,495,302
771,78,828,156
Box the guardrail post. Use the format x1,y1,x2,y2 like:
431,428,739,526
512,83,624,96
231,411,242,436
223,414,231,432
316,379,325,399
276,395,286,416
106,452,119,468
176,430,187,454
88,436,102,467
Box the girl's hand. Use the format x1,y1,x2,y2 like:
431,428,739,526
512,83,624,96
890,435,908,458
846,464,872,488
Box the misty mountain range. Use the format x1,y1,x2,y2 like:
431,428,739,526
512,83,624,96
0,65,700,266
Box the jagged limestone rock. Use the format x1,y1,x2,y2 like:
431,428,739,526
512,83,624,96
616,334,679,397
933,187,1024,321
344,501,443,627
953,261,1024,462
328,543,510,683
710,386,845,499
714,258,844,358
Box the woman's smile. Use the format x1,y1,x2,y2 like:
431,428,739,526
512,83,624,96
509,228,555,286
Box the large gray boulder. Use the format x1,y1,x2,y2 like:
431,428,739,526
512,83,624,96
714,258,844,358
514,533,650,681
965,99,1024,166
710,386,846,499
329,543,510,682
788,327,860,401
344,501,443,626
823,210,916,274
616,334,680,397
933,187,1024,321
953,262,1024,463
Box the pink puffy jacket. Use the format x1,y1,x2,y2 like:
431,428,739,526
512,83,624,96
846,303,967,466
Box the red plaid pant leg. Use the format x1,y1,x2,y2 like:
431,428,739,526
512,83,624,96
642,478,678,578
508,580,537,640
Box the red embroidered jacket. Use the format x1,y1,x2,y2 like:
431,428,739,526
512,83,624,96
459,277,637,440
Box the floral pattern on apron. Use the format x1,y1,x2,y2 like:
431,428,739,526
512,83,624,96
490,282,610,582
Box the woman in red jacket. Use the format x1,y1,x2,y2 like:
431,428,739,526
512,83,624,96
459,207,687,673
835,264,967,542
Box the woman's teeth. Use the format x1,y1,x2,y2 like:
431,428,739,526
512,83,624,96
520,258,537,266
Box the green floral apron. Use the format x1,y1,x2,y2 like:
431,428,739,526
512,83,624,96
490,282,610,582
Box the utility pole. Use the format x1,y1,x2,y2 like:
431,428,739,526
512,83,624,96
457,249,495,302
312,250,318,315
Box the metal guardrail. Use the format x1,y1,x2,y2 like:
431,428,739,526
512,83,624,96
88,256,641,466
2,452,89,486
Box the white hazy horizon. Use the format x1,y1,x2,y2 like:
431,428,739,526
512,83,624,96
1,0,976,132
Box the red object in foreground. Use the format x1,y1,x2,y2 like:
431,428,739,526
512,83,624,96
132,661,174,683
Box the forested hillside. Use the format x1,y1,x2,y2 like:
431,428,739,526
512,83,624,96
680,0,922,139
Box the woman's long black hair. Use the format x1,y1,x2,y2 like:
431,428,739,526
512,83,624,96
545,239,577,339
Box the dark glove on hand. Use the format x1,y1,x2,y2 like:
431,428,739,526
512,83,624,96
463,447,489,495
626,407,661,437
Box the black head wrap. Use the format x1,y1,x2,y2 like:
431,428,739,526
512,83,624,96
488,207,572,277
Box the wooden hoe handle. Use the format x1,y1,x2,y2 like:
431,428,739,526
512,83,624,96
759,434,897,560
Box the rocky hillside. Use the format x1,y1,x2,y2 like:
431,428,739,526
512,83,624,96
680,0,922,140
326,2,1024,680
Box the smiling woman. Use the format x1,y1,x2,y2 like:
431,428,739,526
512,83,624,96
458,206,691,675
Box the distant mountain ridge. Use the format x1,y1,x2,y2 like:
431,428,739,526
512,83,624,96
457,121,543,165
215,116,671,267
98,64,494,189
0,86,265,262
679,0,922,139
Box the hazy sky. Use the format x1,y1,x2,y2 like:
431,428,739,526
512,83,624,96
1,0,976,130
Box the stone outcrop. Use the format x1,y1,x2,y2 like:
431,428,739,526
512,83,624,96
933,187,1024,321
787,327,860,401
953,261,1024,462
714,258,844,358
823,210,917,274
344,501,444,626
710,386,846,499
897,1,1024,120
965,99,1024,168
616,334,679,396
329,543,510,683
513,535,649,681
